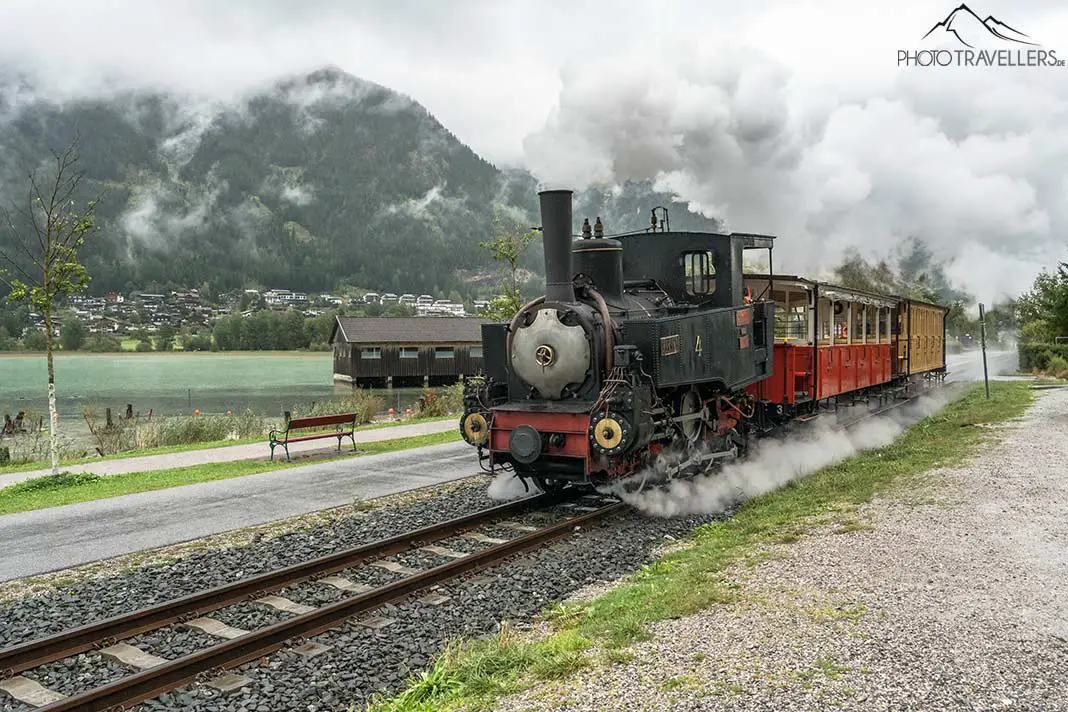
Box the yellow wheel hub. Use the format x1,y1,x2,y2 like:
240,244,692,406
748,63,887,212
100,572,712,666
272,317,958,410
463,412,489,445
593,417,624,449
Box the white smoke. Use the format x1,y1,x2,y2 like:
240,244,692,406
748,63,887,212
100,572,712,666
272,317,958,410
523,40,1068,305
487,471,544,501
604,390,955,518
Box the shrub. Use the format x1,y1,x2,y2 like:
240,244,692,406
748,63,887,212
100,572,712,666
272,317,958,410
83,406,140,455
1045,355,1068,378
184,334,213,352
1018,342,1068,371
415,385,465,418
136,409,271,448
0,411,86,465
441,382,465,414
85,335,124,352
292,390,383,425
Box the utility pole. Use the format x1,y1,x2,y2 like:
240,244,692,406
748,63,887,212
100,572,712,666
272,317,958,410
979,302,990,399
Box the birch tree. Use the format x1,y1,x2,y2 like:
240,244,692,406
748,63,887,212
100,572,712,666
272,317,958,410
479,210,535,321
0,138,98,476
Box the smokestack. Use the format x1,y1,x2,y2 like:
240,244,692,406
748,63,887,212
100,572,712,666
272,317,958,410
539,189,575,303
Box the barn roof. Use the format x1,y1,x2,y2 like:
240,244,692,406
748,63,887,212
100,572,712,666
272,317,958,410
331,316,492,344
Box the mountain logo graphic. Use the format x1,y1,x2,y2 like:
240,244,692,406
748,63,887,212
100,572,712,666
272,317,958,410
922,4,1038,48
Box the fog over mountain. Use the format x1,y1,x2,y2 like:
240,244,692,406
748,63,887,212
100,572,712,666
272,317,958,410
0,67,714,295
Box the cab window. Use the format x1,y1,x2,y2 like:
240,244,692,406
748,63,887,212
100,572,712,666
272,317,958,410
682,251,716,296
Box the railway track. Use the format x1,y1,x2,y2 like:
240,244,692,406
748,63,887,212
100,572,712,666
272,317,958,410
0,492,624,711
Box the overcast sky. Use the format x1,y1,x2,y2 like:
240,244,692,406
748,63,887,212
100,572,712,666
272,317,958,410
2,0,1067,304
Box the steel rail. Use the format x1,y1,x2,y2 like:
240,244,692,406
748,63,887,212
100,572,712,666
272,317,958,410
0,491,566,676
35,501,626,712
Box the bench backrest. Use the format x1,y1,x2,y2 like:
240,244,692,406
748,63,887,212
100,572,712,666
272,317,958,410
286,413,358,430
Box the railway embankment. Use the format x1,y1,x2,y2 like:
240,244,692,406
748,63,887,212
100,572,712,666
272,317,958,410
365,381,1067,712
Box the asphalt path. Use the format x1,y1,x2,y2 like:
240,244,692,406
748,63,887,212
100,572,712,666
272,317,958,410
0,440,479,582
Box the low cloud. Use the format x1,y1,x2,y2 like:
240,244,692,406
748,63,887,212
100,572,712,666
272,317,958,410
523,41,1068,304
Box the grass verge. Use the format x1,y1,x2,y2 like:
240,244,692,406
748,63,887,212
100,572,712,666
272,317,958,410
359,381,1033,712
0,430,462,515
0,415,457,475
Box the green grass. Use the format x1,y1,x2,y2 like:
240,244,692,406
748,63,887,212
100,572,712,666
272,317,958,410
0,430,462,514
362,626,592,712
0,415,457,475
358,381,1033,712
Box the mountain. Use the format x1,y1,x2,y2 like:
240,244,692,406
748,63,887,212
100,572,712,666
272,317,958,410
0,67,723,297
922,4,1038,48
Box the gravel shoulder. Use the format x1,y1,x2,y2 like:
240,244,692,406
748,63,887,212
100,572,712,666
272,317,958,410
497,388,1068,712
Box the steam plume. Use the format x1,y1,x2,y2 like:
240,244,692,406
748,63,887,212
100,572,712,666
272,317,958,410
523,42,1067,305
487,471,543,501
601,390,955,518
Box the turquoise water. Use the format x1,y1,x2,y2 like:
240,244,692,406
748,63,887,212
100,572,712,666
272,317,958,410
0,353,423,422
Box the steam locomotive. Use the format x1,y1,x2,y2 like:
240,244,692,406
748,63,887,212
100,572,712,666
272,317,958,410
458,189,947,493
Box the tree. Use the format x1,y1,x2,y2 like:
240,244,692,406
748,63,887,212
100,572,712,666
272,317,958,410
60,315,87,351
0,326,16,351
1015,258,1068,342
0,303,29,337
21,329,48,351
0,138,98,477
157,323,177,351
480,210,536,321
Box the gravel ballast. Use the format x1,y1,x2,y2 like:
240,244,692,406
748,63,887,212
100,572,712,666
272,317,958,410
0,479,500,649
495,388,1068,712
119,506,711,712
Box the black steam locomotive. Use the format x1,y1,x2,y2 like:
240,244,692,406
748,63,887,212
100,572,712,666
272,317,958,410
459,189,776,492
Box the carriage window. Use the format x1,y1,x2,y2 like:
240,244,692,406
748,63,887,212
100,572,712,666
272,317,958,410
682,251,716,296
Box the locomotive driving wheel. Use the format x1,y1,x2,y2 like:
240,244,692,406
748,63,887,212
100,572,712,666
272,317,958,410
677,387,707,443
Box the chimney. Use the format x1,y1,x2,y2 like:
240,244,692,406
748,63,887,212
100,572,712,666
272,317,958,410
539,189,576,303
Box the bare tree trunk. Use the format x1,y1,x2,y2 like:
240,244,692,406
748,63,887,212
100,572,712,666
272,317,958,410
43,302,60,477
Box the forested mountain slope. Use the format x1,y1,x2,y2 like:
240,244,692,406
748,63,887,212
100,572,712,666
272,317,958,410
0,67,721,296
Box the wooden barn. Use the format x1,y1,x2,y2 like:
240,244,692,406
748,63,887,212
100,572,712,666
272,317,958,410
330,316,491,387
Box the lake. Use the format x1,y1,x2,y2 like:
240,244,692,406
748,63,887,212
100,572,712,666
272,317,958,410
0,352,428,423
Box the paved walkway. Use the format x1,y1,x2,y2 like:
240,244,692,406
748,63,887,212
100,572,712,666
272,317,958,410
0,440,477,581
0,418,457,490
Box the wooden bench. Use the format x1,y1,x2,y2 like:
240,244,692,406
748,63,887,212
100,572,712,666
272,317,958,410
268,412,358,461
